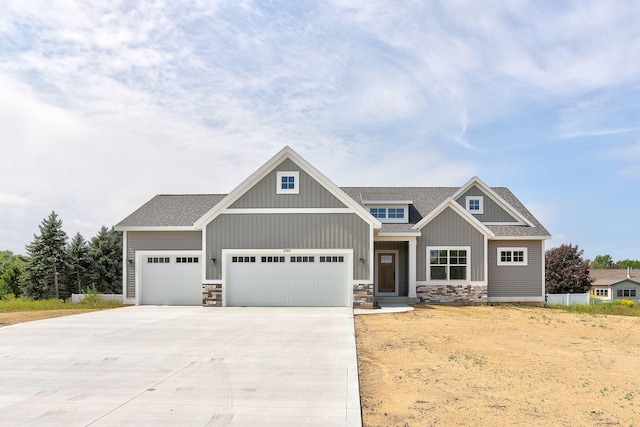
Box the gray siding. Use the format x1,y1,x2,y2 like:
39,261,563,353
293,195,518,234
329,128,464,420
417,207,485,282
126,231,202,298
487,240,543,297
206,213,371,281
374,241,408,296
611,281,640,301
229,159,346,209
456,186,517,223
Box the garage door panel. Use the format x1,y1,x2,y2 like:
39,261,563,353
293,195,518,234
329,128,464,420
257,293,288,306
226,252,350,307
141,255,202,306
289,280,319,293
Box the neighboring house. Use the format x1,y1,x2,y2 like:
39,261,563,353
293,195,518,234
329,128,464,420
590,268,640,302
115,146,551,308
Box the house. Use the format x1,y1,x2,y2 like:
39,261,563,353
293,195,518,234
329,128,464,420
115,146,551,308
590,268,640,302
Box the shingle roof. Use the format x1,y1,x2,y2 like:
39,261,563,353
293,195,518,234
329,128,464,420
341,187,550,238
590,269,640,286
116,186,550,239
116,194,226,227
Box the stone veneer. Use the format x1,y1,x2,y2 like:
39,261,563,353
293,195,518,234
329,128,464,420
417,283,488,305
353,283,374,309
203,283,374,308
202,284,222,306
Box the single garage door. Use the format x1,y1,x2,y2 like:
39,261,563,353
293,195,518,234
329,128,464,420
226,253,350,307
140,255,202,305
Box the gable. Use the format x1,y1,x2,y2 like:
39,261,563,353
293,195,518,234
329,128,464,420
455,185,518,223
229,158,347,209
422,206,486,245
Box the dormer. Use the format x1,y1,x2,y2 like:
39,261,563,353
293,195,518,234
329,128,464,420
363,200,412,224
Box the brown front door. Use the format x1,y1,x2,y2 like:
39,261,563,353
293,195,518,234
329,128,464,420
378,253,396,293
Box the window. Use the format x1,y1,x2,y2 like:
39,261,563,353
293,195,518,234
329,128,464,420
497,247,528,266
388,208,404,219
466,196,484,214
176,257,198,263
276,171,299,194
261,256,285,263
428,248,469,281
595,289,608,297
320,256,344,263
232,256,256,263
370,208,386,219
147,257,170,264
290,256,315,263
617,289,637,297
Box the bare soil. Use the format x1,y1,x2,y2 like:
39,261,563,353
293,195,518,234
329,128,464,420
355,305,640,426
0,309,96,328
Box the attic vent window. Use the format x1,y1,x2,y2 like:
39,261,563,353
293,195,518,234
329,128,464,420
466,196,484,214
276,171,299,194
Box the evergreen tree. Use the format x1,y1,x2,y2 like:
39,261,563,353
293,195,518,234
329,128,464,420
545,244,592,294
24,211,69,299
67,232,93,294
89,226,122,293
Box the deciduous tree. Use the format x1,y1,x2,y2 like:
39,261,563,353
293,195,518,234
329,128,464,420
545,244,592,294
591,254,614,269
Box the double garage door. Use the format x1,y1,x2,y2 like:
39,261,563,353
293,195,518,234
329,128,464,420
226,252,351,307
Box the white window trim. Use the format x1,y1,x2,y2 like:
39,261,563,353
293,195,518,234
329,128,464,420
466,196,484,214
497,247,528,266
276,171,299,194
427,246,470,282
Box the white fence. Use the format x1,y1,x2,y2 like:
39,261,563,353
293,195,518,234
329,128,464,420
71,293,123,304
546,292,590,306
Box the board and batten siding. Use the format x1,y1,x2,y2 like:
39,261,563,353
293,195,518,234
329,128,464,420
455,186,517,223
416,207,485,282
487,240,543,297
206,213,371,281
374,241,408,296
125,231,202,298
229,158,347,209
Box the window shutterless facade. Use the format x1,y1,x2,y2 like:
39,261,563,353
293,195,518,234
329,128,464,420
465,196,484,214
617,289,637,297
276,171,300,194
497,247,528,266
428,247,469,281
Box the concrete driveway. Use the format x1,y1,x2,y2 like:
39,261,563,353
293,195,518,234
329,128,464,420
0,306,361,426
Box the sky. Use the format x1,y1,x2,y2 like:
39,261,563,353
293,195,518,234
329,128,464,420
1,0,639,262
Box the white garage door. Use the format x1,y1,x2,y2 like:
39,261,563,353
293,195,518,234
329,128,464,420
140,255,202,305
226,253,350,307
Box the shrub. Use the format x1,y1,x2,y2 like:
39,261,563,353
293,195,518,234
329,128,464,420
619,299,635,307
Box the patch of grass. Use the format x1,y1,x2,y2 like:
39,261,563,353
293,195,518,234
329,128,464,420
548,301,640,317
0,295,122,312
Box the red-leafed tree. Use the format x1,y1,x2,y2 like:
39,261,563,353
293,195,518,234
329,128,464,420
545,244,592,294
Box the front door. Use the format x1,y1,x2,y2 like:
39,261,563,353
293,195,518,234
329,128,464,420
377,253,396,294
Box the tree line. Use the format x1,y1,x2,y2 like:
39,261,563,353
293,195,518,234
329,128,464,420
0,211,122,300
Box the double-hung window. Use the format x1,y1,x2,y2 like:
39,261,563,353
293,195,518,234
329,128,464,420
428,247,469,281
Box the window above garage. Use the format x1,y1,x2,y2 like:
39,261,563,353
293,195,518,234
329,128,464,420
276,171,299,194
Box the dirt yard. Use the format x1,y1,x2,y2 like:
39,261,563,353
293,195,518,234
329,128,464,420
355,305,640,426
